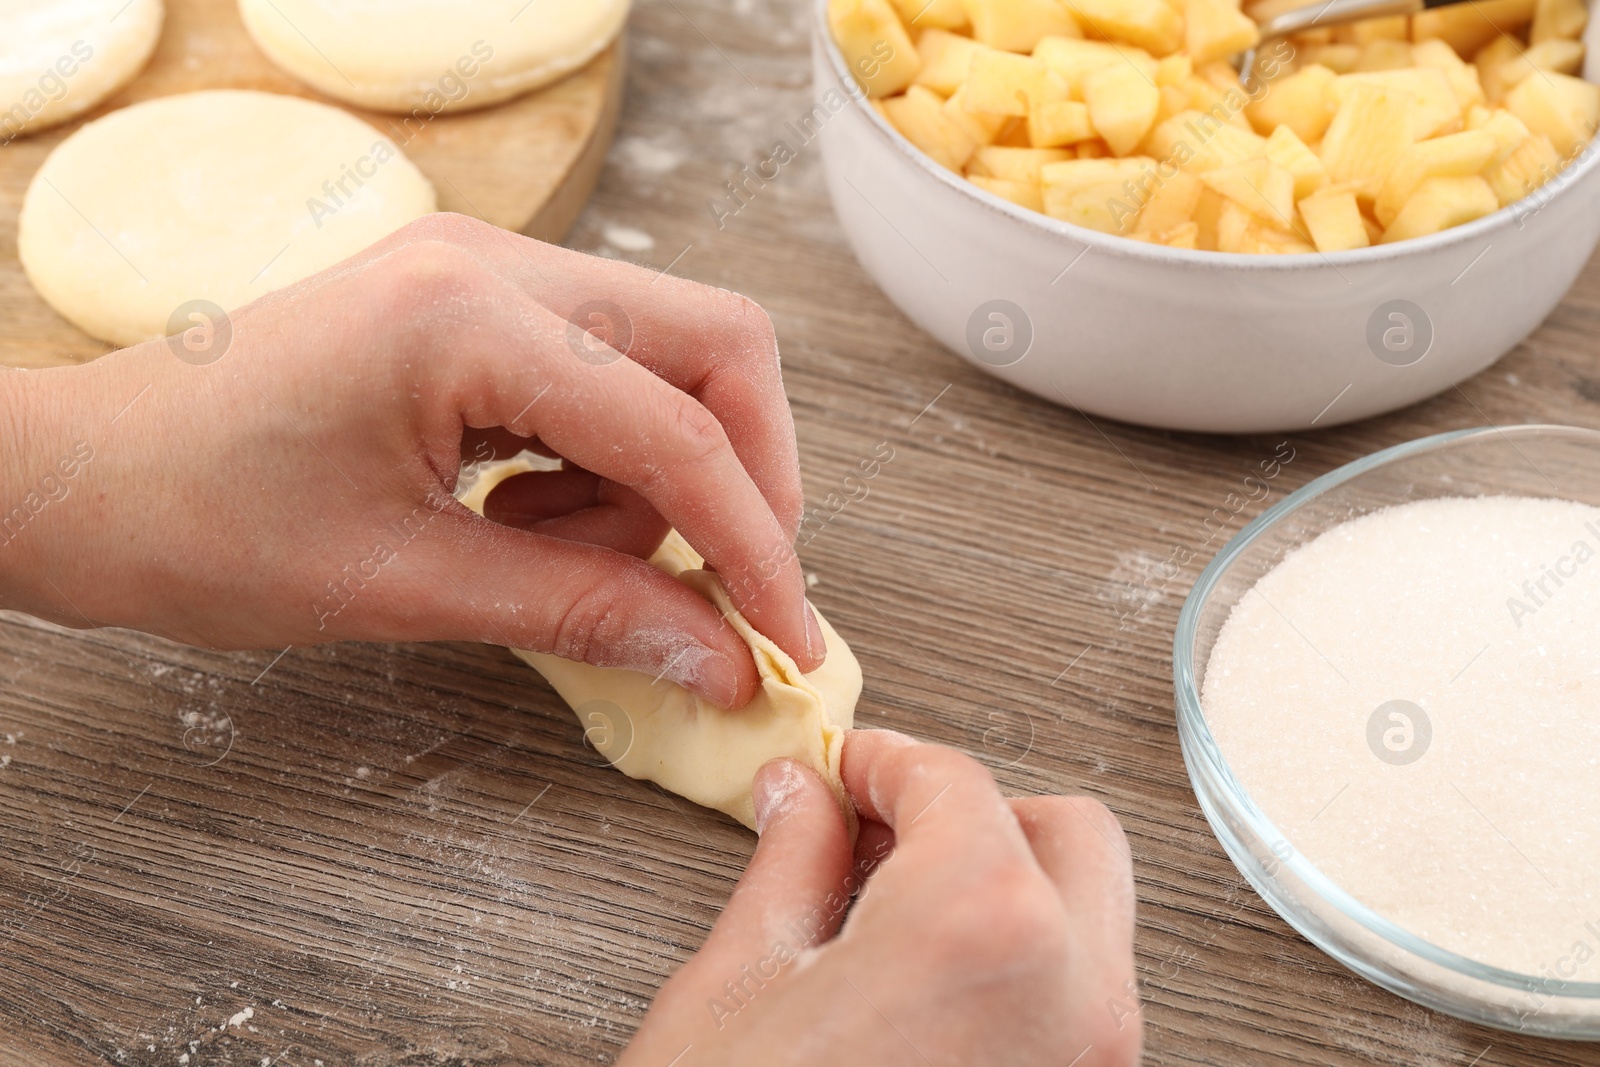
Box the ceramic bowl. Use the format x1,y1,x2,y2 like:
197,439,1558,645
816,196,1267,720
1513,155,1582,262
1175,425,1600,1036
812,0,1600,433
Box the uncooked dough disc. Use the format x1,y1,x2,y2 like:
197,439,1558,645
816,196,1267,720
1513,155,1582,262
18,89,437,347
237,0,631,114
0,0,163,139
460,461,862,831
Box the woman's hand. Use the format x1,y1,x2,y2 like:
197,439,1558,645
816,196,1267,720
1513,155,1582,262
0,213,822,707
620,731,1142,1067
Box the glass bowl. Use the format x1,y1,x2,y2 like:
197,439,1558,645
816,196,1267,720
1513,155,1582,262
1174,424,1600,1038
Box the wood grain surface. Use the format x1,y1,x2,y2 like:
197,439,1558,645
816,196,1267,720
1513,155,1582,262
3,1,1600,1065
0,0,622,370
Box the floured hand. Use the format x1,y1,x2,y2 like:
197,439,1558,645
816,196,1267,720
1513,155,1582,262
0,214,821,707
619,730,1143,1067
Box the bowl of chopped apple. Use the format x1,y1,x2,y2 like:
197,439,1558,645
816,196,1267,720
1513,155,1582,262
814,0,1600,432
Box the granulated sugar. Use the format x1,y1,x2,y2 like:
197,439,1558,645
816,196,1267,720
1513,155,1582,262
1204,496,1600,980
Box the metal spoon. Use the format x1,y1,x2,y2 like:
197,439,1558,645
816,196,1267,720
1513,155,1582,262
1239,0,1467,80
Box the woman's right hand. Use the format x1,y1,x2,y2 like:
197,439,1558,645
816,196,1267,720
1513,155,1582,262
620,730,1142,1067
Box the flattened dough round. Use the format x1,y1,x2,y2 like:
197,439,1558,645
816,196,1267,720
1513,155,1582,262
19,89,437,347
460,461,862,831
237,0,631,114
0,0,163,139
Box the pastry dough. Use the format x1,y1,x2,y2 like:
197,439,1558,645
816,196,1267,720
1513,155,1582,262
0,0,163,140
18,90,436,347
460,460,861,830
237,0,631,114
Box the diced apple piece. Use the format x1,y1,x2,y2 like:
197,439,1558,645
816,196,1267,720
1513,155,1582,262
1521,38,1586,76
1331,68,1463,139
1156,83,1192,124
1191,186,1226,247
1195,60,1248,93
890,0,971,28
1031,99,1097,145
1298,186,1369,251
1410,38,1487,111
966,50,1068,116
1412,0,1537,57
829,0,922,98
1156,53,1194,86
882,85,980,169
914,29,991,96
1531,0,1588,44
1320,83,1417,188
969,175,1046,210
1338,15,1407,44
1041,156,1157,231
995,117,1035,145
1265,124,1330,199
1200,156,1296,223
1475,35,1525,104
1179,62,1259,131
1287,27,1334,47
972,145,1076,181
1133,170,1204,234
1360,210,1385,244
1076,137,1112,155
1467,105,1533,160
962,0,1081,51
1505,71,1600,156
1034,37,1157,93
944,86,1011,146
1298,44,1360,74
1214,198,1255,251
1181,69,1253,131
1159,220,1201,247
1245,224,1316,253
1373,130,1499,226
1085,62,1162,154
1069,0,1185,56
1195,119,1270,167
1382,175,1498,241
1483,132,1563,204
1147,109,1269,170
1247,63,1337,141
1486,39,1588,103
1244,0,1319,27
1353,40,1412,73
1184,0,1260,65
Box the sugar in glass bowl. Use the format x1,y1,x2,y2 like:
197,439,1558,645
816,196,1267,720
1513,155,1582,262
1175,425,1600,1036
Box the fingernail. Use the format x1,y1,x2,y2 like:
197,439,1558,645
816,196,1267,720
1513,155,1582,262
752,759,806,834
696,653,742,709
875,729,917,749
803,603,825,664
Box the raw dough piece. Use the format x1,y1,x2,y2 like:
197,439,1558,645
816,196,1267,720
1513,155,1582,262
237,0,631,114
19,90,437,347
0,0,163,140
460,460,862,830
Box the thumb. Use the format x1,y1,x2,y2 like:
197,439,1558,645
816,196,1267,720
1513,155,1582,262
625,760,852,1062
711,758,856,958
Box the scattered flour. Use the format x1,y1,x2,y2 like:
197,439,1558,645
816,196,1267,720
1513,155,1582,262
612,134,688,176
601,224,656,253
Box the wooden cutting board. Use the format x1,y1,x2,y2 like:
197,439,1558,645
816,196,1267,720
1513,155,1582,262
0,0,625,369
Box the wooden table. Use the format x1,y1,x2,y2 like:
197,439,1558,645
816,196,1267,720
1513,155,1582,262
4,2,1599,1064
